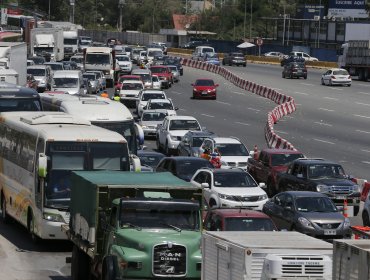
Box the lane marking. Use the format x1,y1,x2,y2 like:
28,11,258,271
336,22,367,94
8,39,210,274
272,88,283,91
314,121,332,127
361,149,370,153
358,91,370,95
354,114,370,119
235,121,250,126
233,91,244,95
179,108,187,111
275,130,288,134
300,83,315,86
356,129,370,134
318,108,334,112
328,87,343,91
216,101,231,105
362,161,370,165
294,91,308,95
313,138,335,145
247,107,260,112
323,97,338,101
172,91,182,95
201,113,214,118
356,102,370,106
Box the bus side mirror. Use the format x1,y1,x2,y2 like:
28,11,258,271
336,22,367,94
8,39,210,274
38,153,47,178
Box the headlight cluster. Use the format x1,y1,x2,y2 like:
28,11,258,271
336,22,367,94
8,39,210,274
298,217,314,228
258,194,268,201
316,184,332,193
218,193,234,200
43,212,65,223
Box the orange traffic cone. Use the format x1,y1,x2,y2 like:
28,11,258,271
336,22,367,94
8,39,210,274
253,145,258,160
343,199,348,218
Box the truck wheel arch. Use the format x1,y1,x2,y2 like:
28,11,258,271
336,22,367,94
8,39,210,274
102,255,118,280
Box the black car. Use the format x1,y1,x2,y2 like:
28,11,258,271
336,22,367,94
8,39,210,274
163,57,183,75
282,62,307,79
263,191,351,239
155,156,214,182
222,52,246,67
137,150,165,172
280,55,305,67
177,131,216,157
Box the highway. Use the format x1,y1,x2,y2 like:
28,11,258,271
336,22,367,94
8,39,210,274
0,61,367,280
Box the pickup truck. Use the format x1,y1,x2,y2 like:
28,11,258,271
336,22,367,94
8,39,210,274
222,52,247,67
275,158,361,215
63,171,203,280
247,148,304,196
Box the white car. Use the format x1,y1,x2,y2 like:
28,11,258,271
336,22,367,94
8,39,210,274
362,191,370,226
145,99,177,117
289,51,318,62
136,89,167,117
157,115,202,155
151,75,162,89
191,168,268,209
321,68,352,87
263,52,285,59
140,109,169,138
119,80,144,107
199,137,251,169
167,65,180,82
116,54,133,74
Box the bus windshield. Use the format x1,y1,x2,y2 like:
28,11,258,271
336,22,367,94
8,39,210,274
86,53,110,64
0,98,42,112
45,142,129,208
91,120,137,154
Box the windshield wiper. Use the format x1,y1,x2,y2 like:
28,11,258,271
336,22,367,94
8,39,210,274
120,222,142,231
160,222,182,232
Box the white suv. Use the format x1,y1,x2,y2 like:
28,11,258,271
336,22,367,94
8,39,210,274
362,191,370,226
156,115,202,155
191,168,268,209
289,51,318,62
199,137,250,169
136,89,167,117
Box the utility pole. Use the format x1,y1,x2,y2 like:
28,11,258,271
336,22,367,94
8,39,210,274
118,0,124,31
243,0,246,39
249,0,253,40
69,0,75,23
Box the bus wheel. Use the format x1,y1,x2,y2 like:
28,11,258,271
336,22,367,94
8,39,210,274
102,256,118,280
27,210,40,244
1,195,10,224
71,245,90,280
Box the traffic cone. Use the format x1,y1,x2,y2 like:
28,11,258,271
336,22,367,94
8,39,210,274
343,199,348,218
253,145,258,160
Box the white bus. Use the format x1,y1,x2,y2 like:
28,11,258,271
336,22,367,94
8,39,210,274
0,111,131,241
39,93,144,155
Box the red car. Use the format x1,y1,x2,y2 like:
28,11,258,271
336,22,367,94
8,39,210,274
192,78,218,100
203,208,277,231
114,75,142,92
149,65,173,89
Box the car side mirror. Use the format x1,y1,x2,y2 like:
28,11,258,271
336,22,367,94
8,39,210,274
259,183,266,189
201,182,210,188
175,107,179,111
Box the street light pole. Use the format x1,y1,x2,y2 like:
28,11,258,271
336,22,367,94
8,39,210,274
118,0,124,31
249,0,253,40
318,0,322,48
282,5,286,46
243,0,246,39
48,0,51,20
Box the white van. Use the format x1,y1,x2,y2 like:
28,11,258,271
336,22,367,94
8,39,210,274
191,46,215,61
146,47,163,62
51,70,84,95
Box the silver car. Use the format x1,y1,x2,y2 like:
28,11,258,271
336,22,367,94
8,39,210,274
82,72,100,94
362,190,370,226
86,70,106,90
140,109,168,138
167,65,180,83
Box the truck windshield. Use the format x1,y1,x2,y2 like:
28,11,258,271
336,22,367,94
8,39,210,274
271,153,304,166
225,217,276,231
27,68,46,76
91,120,137,155
86,53,110,64
34,47,53,55
45,142,129,208
64,38,78,45
53,78,78,88
120,205,200,231
0,98,42,112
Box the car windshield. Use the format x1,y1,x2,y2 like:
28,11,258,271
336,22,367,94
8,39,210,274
333,69,349,75
202,48,214,53
116,56,130,61
177,160,213,177
142,112,167,121
46,64,63,71
142,93,165,101
168,66,177,71
83,74,96,81
139,154,164,168
195,80,214,86
271,153,304,166
150,67,167,73
53,78,78,88
169,120,200,130
148,51,162,57
215,143,248,156
296,197,337,213
307,164,346,179
137,74,151,82
121,83,143,90
192,137,208,147
148,102,173,110
225,217,276,231
213,172,257,187
119,76,140,83
27,68,46,76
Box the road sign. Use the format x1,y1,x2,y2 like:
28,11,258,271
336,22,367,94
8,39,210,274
256,38,263,46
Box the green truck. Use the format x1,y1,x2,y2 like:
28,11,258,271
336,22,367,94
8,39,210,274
63,171,203,280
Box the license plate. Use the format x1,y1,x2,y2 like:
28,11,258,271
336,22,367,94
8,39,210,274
202,91,208,95
297,70,302,73
336,196,347,200
324,229,336,235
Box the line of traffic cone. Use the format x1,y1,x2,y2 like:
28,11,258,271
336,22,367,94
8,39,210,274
343,199,348,218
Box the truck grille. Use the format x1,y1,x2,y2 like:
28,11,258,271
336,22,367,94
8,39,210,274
153,243,186,276
281,256,325,276
329,186,353,195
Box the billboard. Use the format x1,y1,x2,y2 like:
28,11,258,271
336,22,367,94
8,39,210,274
296,4,325,19
328,0,368,18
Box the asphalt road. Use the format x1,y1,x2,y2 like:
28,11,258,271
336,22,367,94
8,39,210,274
0,61,366,279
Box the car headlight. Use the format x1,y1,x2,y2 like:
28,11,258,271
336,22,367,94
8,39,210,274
316,184,331,193
218,193,234,200
170,135,178,141
351,185,360,192
43,212,65,223
141,125,148,129
258,194,268,201
298,217,314,228
343,218,351,228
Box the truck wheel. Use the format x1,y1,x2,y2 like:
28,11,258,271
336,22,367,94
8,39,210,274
354,206,360,217
1,195,10,224
362,211,370,226
71,245,90,280
102,256,118,280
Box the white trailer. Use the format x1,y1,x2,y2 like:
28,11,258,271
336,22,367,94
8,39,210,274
202,231,333,280
0,42,27,86
333,239,370,280
30,28,64,62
